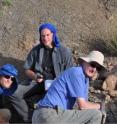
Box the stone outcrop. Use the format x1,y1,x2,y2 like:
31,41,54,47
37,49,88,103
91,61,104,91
102,65,117,97
102,74,117,97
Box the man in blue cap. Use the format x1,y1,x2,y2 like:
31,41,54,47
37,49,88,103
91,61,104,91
0,64,18,124
9,23,74,122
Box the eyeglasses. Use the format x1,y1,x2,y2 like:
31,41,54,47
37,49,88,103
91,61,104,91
89,62,101,71
3,75,14,79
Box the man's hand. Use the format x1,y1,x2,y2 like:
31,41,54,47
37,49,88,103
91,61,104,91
35,74,44,83
25,70,44,83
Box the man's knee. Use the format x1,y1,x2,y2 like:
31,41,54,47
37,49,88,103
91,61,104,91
0,109,11,123
95,110,102,118
92,109,103,121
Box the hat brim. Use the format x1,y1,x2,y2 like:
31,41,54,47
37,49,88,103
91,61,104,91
78,57,106,71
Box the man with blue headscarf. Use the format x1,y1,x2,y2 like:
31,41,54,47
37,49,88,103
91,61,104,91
9,23,74,122
0,64,18,123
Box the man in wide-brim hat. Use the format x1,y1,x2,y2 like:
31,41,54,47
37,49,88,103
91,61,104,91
32,50,106,124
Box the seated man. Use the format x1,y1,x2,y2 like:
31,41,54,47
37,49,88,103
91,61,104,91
32,51,106,124
8,23,74,122
0,64,18,124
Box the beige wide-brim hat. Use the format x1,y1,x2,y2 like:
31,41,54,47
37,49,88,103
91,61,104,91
79,51,106,70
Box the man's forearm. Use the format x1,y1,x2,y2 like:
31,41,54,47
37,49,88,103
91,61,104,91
77,98,101,110
84,101,100,109
25,70,36,81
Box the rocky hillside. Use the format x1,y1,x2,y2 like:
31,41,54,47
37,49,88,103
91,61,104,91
0,0,117,58
0,0,117,87
0,0,117,79
0,0,117,85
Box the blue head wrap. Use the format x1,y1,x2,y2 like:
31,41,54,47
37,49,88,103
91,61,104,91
0,64,18,96
0,64,18,76
39,23,60,47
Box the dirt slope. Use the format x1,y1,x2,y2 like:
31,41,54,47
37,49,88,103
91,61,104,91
0,0,116,80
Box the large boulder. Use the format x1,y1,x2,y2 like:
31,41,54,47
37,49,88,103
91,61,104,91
102,65,117,97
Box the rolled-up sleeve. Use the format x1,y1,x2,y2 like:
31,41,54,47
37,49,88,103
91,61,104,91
24,49,35,70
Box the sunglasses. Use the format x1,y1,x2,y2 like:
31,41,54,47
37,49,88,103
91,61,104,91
3,75,14,79
89,62,101,71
